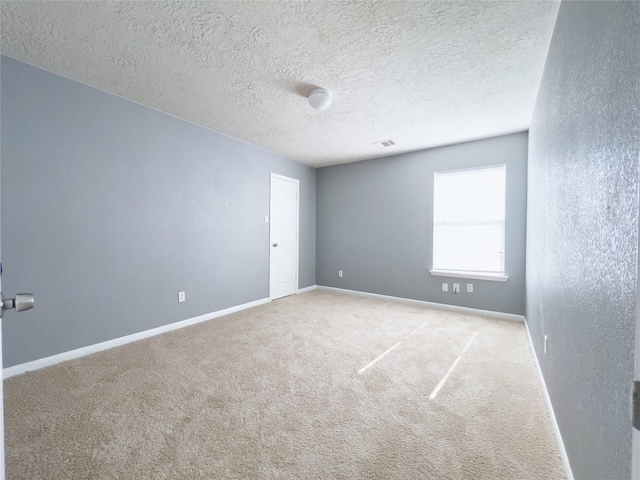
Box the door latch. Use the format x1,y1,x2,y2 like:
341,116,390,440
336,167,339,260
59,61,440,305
0,292,34,318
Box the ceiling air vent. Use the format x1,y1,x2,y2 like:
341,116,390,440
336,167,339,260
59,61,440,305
374,139,396,148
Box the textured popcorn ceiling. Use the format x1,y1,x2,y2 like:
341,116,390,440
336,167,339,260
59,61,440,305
0,1,559,167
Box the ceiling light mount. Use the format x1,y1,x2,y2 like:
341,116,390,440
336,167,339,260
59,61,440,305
308,88,332,110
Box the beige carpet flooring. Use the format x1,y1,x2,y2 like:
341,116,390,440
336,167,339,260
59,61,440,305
4,290,565,479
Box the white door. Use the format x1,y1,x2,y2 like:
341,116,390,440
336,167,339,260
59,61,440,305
0,193,35,480
269,173,299,300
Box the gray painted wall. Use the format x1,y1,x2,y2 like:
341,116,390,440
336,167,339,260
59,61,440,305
526,2,640,479
0,56,316,367
317,132,527,315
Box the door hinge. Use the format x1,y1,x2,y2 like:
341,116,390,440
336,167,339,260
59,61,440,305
633,381,640,430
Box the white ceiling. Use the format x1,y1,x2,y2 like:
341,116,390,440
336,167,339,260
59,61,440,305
0,1,559,168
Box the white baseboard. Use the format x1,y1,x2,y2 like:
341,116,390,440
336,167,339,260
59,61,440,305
315,285,525,322
3,297,271,379
524,320,574,480
297,285,317,294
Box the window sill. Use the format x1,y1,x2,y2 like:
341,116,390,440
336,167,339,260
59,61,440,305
429,270,508,282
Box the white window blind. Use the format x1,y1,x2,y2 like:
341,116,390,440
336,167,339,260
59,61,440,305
433,165,506,274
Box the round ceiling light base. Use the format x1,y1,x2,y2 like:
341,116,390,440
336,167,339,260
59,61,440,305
308,88,332,110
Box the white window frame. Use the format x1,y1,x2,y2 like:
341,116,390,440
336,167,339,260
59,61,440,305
429,164,508,282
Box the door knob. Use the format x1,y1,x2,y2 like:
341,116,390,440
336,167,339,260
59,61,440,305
0,292,34,318
272,243,279,247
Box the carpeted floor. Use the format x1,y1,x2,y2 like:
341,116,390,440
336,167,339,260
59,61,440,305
4,289,565,479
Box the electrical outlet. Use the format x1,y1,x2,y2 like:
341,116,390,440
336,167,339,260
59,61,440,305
338,270,343,278
452,283,460,293
264,215,269,223
544,335,548,355
442,283,448,292
179,291,185,303
467,283,473,293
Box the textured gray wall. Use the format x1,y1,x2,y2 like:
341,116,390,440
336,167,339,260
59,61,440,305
526,2,640,479
0,56,316,367
317,132,527,315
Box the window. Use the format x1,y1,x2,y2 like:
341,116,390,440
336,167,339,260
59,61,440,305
430,165,507,281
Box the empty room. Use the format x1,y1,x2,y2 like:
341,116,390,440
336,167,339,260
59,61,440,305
0,1,638,479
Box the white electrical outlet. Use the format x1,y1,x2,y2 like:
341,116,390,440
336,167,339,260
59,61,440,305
264,215,269,223
452,283,460,293
179,291,185,303
467,283,473,293
442,283,448,292
544,335,548,355
338,270,343,278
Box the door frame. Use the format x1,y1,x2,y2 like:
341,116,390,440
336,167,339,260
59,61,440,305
633,155,640,479
269,173,299,301
0,317,4,480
